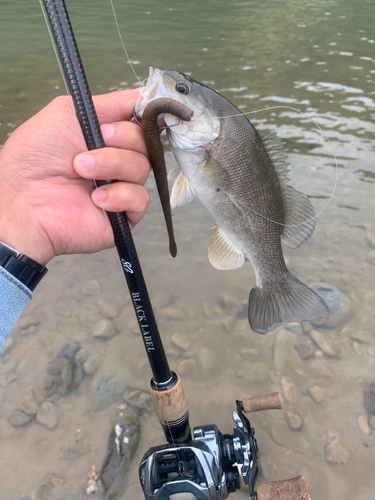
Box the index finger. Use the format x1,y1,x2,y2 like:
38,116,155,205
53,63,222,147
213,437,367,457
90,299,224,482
93,88,141,124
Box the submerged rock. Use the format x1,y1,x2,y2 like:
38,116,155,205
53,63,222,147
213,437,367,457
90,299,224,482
8,409,32,427
310,283,354,329
309,330,336,357
91,375,127,412
1,337,15,357
93,319,116,339
123,388,153,413
83,353,101,375
293,342,315,361
57,341,81,361
81,279,100,296
99,415,140,500
364,381,375,416
59,361,83,394
37,402,58,429
281,376,298,405
19,387,39,415
325,433,349,465
47,358,69,375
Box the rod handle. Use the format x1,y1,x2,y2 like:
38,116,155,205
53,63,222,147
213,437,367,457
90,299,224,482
242,392,283,413
256,475,311,500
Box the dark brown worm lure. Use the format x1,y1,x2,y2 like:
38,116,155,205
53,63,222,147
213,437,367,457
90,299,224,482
141,98,194,257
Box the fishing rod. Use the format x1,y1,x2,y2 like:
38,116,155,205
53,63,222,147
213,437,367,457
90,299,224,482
41,1,312,499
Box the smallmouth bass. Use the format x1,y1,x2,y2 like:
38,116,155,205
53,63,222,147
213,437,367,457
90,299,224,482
135,67,329,334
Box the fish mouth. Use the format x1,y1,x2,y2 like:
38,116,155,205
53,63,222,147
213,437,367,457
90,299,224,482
134,67,167,117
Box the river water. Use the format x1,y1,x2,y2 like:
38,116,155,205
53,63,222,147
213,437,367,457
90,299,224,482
1,0,375,499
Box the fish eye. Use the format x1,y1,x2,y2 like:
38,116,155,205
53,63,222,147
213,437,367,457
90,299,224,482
175,82,190,95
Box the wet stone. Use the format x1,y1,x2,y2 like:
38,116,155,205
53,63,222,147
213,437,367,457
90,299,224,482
310,283,354,329
325,434,349,465
123,388,153,413
1,337,15,357
59,361,83,394
350,330,373,344
281,376,299,405
308,385,325,404
287,411,303,430
47,358,69,375
81,279,100,296
171,333,190,350
83,353,101,376
309,330,336,357
97,298,120,318
57,341,81,361
20,387,39,415
364,381,375,415
92,319,116,339
367,250,375,265
164,307,185,320
358,415,371,435
178,358,196,376
294,342,315,361
91,375,127,412
1,358,17,374
37,401,58,429
285,322,304,335
8,409,32,427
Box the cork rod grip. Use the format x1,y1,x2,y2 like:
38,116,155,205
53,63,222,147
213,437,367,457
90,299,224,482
242,392,283,413
256,475,311,500
150,374,188,422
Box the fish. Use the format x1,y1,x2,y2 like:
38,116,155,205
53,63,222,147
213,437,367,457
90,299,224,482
135,67,329,334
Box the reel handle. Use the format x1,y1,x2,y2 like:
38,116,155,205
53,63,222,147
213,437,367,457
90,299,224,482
256,475,311,500
242,392,283,413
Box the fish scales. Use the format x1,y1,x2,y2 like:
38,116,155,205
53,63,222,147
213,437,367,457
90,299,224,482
135,67,329,334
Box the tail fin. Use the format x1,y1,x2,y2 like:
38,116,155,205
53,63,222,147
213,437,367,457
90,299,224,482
248,271,329,334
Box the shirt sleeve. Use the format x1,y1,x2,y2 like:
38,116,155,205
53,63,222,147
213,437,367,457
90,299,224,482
0,266,32,352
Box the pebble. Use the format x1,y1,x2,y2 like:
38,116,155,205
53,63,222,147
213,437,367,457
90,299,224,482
177,358,196,375
309,330,336,357
81,279,100,296
18,315,41,330
1,337,15,357
286,411,303,430
47,358,70,375
358,415,371,435
308,386,325,404
20,387,39,415
285,322,304,335
314,350,324,359
364,381,375,415
171,333,190,350
57,341,81,361
325,434,349,465
198,347,219,374
367,250,375,265
281,376,299,404
0,358,17,374
350,330,373,344
37,401,58,429
43,379,59,398
310,283,354,329
293,342,315,360
83,353,101,376
97,298,120,318
8,409,32,427
123,388,153,413
92,319,116,339
91,375,127,412
59,361,83,394
164,307,185,320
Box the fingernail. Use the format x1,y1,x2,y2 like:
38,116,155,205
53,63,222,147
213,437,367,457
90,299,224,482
77,154,95,172
101,123,115,141
92,189,107,204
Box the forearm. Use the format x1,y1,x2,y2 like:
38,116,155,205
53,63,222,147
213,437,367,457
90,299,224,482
0,266,32,351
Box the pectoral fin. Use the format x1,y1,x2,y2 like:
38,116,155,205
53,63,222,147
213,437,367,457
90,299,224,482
170,169,196,209
208,226,245,270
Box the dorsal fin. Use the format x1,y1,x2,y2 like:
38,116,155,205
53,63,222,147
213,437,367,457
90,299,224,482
260,130,316,249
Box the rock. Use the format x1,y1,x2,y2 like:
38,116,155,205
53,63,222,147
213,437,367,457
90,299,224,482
57,341,81,361
350,330,373,344
198,347,219,374
309,330,336,357
302,322,312,333
325,434,349,465
100,415,140,500
368,415,375,430
97,298,120,318
93,319,116,339
293,342,315,360
366,230,375,249
0,358,17,374
171,333,190,350
364,381,375,415
281,376,299,405
37,401,58,429
8,409,32,427
59,361,83,394
81,279,100,296
308,386,325,404
367,250,375,265
358,415,371,435
164,307,185,320
18,315,41,330
123,388,153,413
314,349,324,358
285,322,304,334
47,358,70,374
91,375,127,412
178,358,196,375
1,337,15,357
43,379,59,398
286,412,303,430
83,353,101,375
36,472,64,499
310,283,354,329
19,387,39,415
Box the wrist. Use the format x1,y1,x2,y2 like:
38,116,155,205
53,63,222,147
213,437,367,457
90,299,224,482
0,226,53,266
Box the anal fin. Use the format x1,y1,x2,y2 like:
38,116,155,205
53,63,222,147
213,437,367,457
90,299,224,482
208,226,245,270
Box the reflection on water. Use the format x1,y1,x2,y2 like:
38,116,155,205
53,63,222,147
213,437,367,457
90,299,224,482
0,0,374,499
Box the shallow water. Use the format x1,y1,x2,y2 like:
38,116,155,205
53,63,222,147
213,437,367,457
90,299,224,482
1,0,375,499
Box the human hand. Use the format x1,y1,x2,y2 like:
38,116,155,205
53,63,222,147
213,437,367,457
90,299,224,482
0,89,150,265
